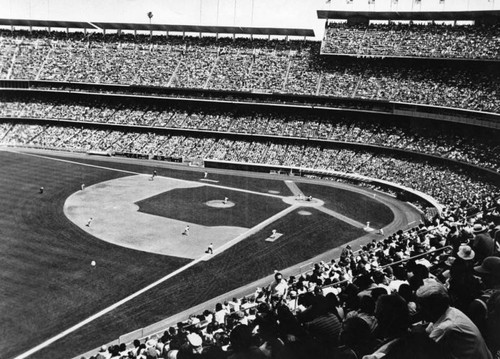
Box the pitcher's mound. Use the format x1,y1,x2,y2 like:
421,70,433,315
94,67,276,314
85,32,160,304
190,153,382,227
206,200,235,208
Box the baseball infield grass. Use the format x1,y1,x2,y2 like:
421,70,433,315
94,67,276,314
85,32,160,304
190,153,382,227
137,186,289,227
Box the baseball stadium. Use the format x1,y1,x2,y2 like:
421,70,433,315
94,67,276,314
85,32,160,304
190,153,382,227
0,1,499,359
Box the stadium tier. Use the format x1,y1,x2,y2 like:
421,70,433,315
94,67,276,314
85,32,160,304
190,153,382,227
1,96,499,174
0,119,497,207
321,23,500,60
1,11,500,359
0,29,500,113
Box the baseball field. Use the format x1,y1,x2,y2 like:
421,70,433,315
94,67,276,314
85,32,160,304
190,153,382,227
0,149,419,359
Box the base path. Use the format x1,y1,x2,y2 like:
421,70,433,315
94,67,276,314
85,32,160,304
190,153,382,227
284,180,305,197
316,206,366,229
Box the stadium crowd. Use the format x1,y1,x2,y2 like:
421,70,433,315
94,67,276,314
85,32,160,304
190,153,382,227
1,120,498,209
1,99,499,173
87,196,500,359
1,30,500,113
322,23,500,60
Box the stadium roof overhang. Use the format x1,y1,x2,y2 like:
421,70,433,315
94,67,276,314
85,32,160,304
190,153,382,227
0,18,90,28
0,18,315,37
317,10,500,21
92,22,315,37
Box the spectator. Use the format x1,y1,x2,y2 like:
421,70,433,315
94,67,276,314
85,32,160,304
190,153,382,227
469,256,500,337
484,291,500,359
95,345,111,359
415,279,492,359
446,249,482,314
397,284,418,319
365,293,445,359
177,332,204,358
345,295,378,332
227,324,266,359
336,316,374,359
387,266,409,293
131,339,142,357
268,272,288,304
472,223,495,264
214,303,229,324
301,296,342,358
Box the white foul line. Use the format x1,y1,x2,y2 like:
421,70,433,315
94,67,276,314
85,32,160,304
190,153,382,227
11,149,286,199
13,259,202,359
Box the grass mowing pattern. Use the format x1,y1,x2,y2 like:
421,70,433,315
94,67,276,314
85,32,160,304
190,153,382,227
137,186,289,227
297,182,395,228
0,152,190,359
35,208,365,359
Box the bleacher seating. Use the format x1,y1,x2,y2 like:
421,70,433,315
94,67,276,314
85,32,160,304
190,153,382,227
1,98,499,174
89,205,500,359
0,30,500,113
322,23,500,60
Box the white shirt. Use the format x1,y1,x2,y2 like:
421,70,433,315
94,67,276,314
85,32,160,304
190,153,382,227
214,309,228,324
426,307,492,359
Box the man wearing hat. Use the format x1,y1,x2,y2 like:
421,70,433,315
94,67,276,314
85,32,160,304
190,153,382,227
468,257,500,343
456,244,475,262
96,345,111,359
472,223,494,264
145,346,159,359
416,279,492,359
474,256,500,291
177,333,203,358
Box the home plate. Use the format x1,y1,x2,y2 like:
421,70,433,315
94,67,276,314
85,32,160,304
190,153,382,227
265,232,283,242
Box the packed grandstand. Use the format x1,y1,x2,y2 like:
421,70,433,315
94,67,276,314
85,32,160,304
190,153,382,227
1,7,500,359
1,28,500,112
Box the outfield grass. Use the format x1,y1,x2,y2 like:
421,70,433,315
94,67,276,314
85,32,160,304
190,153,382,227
297,182,395,228
40,154,293,196
2,152,396,359
137,186,289,227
